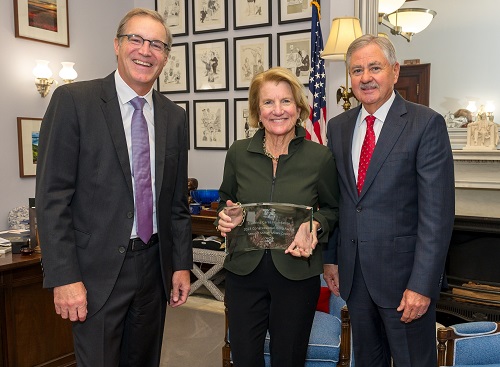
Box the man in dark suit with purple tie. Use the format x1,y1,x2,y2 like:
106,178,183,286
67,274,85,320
324,34,455,367
36,8,192,367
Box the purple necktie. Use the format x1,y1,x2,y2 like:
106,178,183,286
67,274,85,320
130,97,153,243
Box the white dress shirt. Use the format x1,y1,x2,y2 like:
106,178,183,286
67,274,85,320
114,71,158,238
351,91,396,182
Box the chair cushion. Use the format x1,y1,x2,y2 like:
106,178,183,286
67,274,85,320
448,365,500,367
264,311,341,363
453,332,500,365
316,287,331,313
451,321,498,336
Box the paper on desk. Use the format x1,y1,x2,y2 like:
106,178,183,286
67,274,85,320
0,237,11,246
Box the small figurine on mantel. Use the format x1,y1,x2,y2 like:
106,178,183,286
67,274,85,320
464,107,499,150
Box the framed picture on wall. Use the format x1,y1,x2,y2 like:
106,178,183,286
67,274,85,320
158,42,190,93
17,117,42,177
173,101,190,149
14,0,69,47
234,98,258,141
233,0,271,30
234,34,271,90
278,0,312,24
277,30,311,85
192,0,228,34
193,99,228,150
156,0,188,36
193,39,228,92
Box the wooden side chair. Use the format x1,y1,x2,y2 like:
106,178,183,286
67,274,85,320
437,321,500,366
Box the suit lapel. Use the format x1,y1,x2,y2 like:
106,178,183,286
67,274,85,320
153,90,168,200
100,72,134,196
359,94,408,198
339,107,361,202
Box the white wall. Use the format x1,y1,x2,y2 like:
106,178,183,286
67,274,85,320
380,0,500,115
0,0,355,227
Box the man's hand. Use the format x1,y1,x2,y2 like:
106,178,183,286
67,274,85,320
397,289,430,323
323,264,340,296
53,281,88,322
169,270,191,307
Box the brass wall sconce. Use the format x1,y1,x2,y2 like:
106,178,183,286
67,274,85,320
33,60,78,97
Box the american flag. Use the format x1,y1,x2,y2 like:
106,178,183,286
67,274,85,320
305,1,327,145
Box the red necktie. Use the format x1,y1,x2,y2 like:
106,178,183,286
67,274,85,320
357,115,376,195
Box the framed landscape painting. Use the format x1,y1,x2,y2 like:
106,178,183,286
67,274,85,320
17,117,42,177
14,0,69,46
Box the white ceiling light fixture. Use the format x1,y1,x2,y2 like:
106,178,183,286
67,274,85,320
378,1,436,42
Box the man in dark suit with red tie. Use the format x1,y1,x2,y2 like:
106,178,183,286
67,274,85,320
324,35,455,367
36,8,192,367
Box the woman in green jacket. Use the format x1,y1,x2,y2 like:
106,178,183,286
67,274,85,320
216,67,340,367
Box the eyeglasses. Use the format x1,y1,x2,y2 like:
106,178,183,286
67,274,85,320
117,34,170,53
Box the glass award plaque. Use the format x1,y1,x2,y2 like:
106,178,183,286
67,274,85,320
224,203,313,254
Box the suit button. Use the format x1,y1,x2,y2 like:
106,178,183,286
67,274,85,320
119,246,126,253
127,211,134,219
351,239,355,243
356,207,362,212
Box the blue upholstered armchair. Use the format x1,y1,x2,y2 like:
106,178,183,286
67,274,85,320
437,321,500,367
222,276,353,367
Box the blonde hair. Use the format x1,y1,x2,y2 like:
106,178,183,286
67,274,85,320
116,8,172,55
247,67,309,128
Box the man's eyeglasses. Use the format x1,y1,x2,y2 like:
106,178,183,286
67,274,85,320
117,34,170,53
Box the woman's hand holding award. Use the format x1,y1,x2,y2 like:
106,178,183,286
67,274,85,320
223,202,314,258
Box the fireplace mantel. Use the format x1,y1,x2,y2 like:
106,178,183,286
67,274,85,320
451,149,500,219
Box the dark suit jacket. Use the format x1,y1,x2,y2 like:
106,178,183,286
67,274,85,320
36,72,192,317
325,92,455,308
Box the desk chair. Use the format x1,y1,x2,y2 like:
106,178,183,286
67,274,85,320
437,321,500,366
222,276,352,367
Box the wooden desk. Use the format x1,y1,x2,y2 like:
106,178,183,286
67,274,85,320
191,214,218,237
0,253,75,367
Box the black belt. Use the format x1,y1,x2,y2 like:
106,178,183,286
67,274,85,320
128,234,158,252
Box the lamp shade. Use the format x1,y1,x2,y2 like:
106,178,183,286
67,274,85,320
321,17,363,60
386,8,437,34
378,0,406,15
59,62,78,82
33,60,53,79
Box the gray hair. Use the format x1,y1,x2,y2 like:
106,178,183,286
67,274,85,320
116,8,172,55
346,34,397,67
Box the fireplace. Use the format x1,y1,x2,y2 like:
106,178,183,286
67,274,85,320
437,215,500,326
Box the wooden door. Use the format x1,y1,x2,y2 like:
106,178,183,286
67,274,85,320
395,63,430,106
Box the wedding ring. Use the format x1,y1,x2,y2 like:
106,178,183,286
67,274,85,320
417,313,423,317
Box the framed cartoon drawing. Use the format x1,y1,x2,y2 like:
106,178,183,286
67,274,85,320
277,30,311,85
234,98,258,141
156,0,188,36
158,42,189,93
278,0,312,24
233,0,271,30
193,39,228,92
193,100,228,150
192,0,228,34
173,101,190,149
234,34,271,90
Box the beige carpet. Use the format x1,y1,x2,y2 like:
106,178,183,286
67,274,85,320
160,292,226,367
